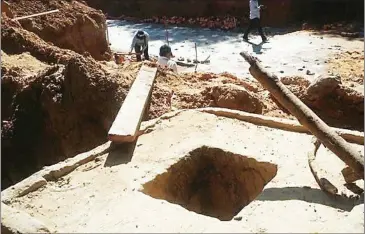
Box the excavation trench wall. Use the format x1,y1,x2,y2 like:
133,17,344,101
84,0,364,26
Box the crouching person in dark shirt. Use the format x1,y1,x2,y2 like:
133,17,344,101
130,30,150,61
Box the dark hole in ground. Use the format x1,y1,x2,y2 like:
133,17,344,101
141,146,277,221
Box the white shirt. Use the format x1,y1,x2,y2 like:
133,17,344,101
157,57,178,73
249,0,260,19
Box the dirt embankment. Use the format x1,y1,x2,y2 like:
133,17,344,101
6,0,112,60
1,15,131,189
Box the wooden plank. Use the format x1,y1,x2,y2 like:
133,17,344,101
108,65,157,143
12,9,59,21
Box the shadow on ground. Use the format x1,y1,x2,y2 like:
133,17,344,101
245,40,271,54
257,186,364,212
104,142,137,167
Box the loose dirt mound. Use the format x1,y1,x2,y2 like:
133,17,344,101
1,15,76,64
280,76,364,131
6,0,112,60
148,70,286,120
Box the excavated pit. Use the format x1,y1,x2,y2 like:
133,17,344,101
142,146,277,221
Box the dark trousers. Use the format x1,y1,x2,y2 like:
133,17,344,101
134,45,149,61
243,18,266,40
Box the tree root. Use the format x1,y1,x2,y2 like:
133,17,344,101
308,138,338,195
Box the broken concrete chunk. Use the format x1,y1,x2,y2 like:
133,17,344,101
306,75,342,99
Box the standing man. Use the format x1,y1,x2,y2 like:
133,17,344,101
243,0,267,42
130,30,150,61
157,44,178,73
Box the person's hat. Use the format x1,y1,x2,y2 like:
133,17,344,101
136,30,145,39
159,44,173,56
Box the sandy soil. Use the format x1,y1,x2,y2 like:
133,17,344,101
5,110,364,233
6,0,112,60
1,51,50,78
327,50,364,92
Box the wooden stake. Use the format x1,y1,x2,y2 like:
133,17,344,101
106,27,110,45
165,23,169,46
240,51,364,178
12,9,59,21
194,43,198,73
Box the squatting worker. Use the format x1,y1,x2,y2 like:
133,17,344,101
243,0,267,42
130,30,150,62
157,44,178,73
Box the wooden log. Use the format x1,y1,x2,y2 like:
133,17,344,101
108,65,157,143
308,139,338,195
165,23,169,46
12,9,59,21
240,51,364,178
194,43,198,72
343,182,364,195
199,107,364,145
